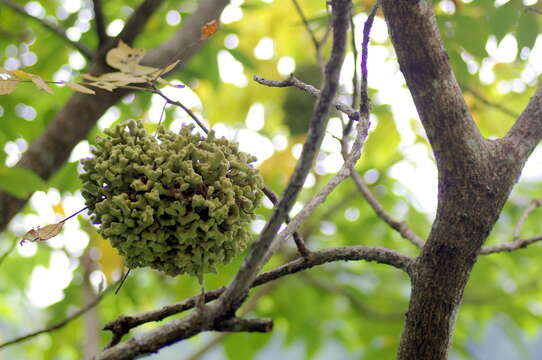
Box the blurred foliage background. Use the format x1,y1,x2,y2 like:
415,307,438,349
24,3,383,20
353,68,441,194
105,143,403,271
0,0,542,359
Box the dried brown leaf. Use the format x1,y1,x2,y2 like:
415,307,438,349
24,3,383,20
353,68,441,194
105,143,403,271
0,80,18,94
106,40,147,73
30,74,54,94
21,222,64,244
65,81,96,94
84,81,121,92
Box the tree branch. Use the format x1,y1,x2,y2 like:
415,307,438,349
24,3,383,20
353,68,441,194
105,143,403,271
479,234,542,255
254,74,359,121
290,0,325,71
217,0,352,316
97,7,353,354
512,199,542,240
503,83,542,161
92,0,108,46
117,0,164,46
98,315,272,360
0,0,94,59
350,171,425,248
462,84,519,119
102,245,413,347
0,0,230,233
0,286,111,349
381,0,483,167
480,198,542,254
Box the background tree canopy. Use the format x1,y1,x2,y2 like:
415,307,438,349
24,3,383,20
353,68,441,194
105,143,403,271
0,0,542,359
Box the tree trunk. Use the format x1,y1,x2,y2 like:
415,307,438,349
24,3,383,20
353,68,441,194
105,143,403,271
397,139,525,359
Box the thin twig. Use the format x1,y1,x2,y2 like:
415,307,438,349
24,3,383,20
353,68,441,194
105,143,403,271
346,1,424,249
254,74,359,121
0,238,18,268
0,286,112,349
273,105,370,254
92,0,108,46
152,88,209,134
480,199,542,254
462,84,519,119
270,0,374,253
262,187,311,257
114,268,131,295
155,100,168,136
350,171,424,248
60,205,90,223
102,245,413,344
217,0,353,317
359,2,378,115
290,0,325,71
526,6,542,15
480,234,542,254
513,199,542,240
341,13,359,150
302,273,403,321
0,0,94,59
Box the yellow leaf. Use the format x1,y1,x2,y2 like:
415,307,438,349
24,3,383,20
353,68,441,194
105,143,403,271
0,80,18,95
30,74,53,94
156,77,185,88
21,222,64,244
9,69,32,80
64,81,96,94
157,59,181,77
84,81,120,92
96,72,150,83
106,40,147,73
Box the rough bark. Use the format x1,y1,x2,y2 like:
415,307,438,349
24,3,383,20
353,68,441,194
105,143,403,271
381,1,542,359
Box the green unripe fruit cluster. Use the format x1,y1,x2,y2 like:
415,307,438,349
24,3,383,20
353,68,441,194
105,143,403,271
80,119,263,277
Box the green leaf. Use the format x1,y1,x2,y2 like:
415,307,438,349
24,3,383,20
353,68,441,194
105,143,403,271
454,15,488,59
517,11,539,50
48,161,81,193
0,166,47,199
490,1,521,42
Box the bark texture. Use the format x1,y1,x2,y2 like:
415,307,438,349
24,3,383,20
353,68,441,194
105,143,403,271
381,0,542,359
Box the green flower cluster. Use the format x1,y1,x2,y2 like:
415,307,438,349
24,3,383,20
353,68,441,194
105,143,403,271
80,119,263,277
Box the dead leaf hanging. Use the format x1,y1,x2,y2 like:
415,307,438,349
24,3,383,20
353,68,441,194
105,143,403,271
21,222,64,244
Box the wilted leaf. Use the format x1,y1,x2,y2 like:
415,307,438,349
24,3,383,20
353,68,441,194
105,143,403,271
65,81,96,94
21,222,64,244
201,19,219,40
9,69,32,80
0,80,18,94
157,59,181,76
156,77,185,88
84,81,121,92
106,40,151,74
30,74,54,94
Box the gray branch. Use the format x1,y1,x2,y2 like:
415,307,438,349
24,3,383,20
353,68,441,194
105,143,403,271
254,74,359,121
102,245,413,350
